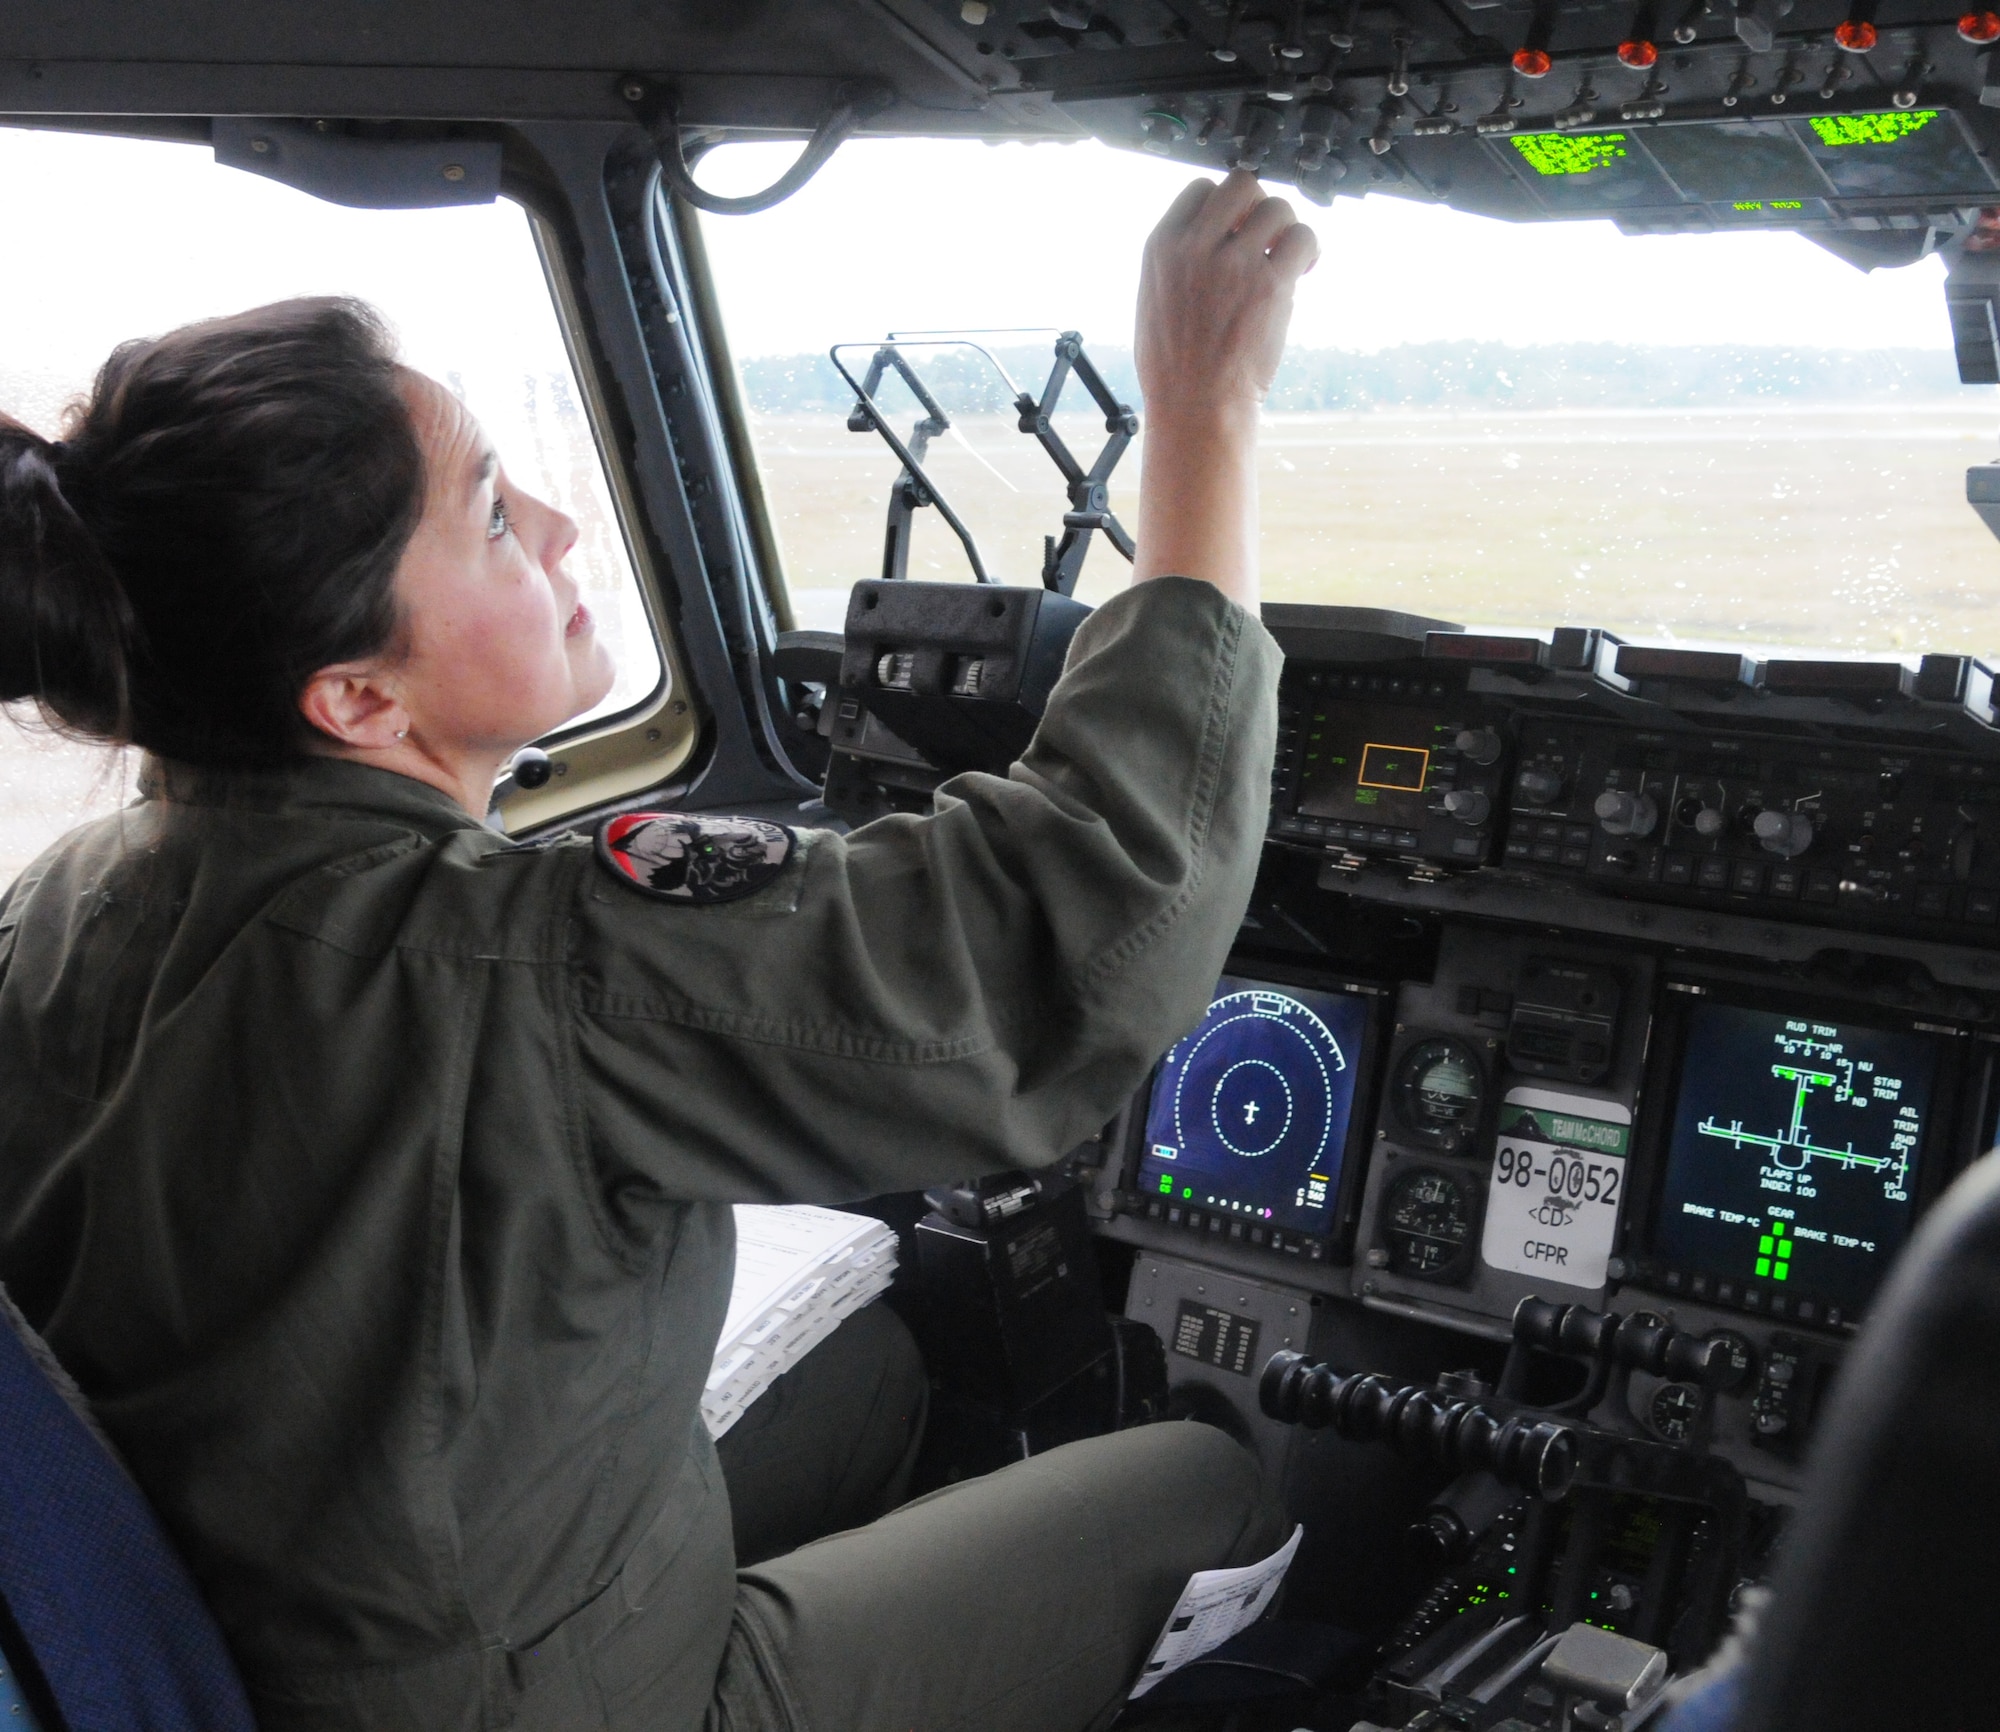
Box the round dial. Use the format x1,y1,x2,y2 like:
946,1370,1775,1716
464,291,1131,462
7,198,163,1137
1650,1381,1703,1444
1380,1166,1476,1280
1392,1038,1485,1152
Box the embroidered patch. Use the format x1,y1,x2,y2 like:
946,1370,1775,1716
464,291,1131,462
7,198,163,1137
596,812,796,905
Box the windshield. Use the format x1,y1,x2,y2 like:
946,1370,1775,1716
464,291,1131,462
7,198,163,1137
700,137,1997,658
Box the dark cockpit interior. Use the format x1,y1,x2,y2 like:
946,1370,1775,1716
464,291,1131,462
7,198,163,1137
7,0,2000,1728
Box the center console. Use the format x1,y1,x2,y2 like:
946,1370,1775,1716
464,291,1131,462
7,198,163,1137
1049,605,2000,1723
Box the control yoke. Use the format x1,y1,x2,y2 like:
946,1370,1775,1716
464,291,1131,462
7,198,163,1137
828,331,1138,597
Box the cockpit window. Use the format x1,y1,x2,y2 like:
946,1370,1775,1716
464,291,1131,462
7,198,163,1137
700,135,1998,652
0,126,663,885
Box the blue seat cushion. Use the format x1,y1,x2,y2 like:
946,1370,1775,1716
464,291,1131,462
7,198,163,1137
0,1288,253,1732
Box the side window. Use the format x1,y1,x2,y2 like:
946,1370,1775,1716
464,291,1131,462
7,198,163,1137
0,126,669,886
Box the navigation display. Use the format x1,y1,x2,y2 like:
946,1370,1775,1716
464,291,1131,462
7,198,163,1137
1295,701,1454,830
1138,977,1371,1238
1649,1003,1938,1314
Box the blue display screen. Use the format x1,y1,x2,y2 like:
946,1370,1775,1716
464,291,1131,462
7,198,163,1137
1138,976,1371,1236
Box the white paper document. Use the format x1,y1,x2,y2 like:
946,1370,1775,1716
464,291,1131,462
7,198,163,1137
1128,1523,1304,1698
702,1204,900,1439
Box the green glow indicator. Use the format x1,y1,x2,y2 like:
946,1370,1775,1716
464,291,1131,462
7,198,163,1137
1755,1220,1794,1282
1159,1173,1174,1195
1808,111,1937,147
1181,1186,1192,1199
1512,132,1628,177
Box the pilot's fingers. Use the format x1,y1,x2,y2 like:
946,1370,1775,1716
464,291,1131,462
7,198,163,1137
1229,191,1302,258
1265,217,1321,283
1184,169,1267,243
1151,174,1222,240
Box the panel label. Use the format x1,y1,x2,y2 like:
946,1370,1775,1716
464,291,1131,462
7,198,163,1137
1172,1301,1263,1377
1480,1087,1632,1289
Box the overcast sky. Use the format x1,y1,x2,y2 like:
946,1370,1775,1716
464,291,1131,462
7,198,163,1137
695,135,1961,359
0,121,1961,396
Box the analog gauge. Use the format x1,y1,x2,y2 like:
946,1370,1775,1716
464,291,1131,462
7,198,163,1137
1380,1166,1477,1281
1392,1037,1485,1152
1650,1381,1703,1444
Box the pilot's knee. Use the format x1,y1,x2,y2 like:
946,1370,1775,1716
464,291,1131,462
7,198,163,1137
1120,1417,1274,1555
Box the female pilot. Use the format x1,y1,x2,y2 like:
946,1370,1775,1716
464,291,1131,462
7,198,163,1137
0,171,1317,1731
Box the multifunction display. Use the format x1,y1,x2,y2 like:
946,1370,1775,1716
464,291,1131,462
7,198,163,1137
1296,703,1453,831
1649,1003,1937,1315
1139,977,1370,1236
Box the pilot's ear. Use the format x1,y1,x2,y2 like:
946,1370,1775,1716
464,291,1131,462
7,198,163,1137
299,662,409,753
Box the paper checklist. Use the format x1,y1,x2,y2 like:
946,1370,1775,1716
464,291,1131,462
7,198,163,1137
702,1204,901,1439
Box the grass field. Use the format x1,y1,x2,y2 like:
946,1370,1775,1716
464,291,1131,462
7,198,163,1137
10,399,2000,885
767,403,2000,652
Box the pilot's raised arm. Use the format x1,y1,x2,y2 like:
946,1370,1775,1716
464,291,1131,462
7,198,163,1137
573,573,1277,1198
575,171,1315,1201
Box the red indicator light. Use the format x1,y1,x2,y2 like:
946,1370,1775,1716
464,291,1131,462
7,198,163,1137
1960,9,2000,41
1617,37,1659,66
1833,17,1878,49
1513,45,1554,75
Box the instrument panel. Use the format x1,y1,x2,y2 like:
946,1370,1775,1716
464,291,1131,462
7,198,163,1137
1087,604,2000,1488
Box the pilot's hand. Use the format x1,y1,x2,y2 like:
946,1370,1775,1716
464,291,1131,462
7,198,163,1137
1136,170,1319,422
1130,171,1319,611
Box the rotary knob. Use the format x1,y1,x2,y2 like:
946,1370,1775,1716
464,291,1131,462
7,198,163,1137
1594,789,1659,839
1692,806,1726,838
1515,767,1564,805
1443,788,1491,826
1454,727,1503,766
1753,809,1814,859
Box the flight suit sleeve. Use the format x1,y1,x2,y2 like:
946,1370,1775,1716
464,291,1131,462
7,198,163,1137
569,575,1282,1203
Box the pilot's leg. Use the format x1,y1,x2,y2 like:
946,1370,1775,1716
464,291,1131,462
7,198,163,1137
706,1419,1283,1732
714,1301,929,1566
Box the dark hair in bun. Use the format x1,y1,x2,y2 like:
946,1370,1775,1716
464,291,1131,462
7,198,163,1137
0,296,426,766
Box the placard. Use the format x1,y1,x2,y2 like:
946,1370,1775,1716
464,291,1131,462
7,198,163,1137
1480,1087,1631,1289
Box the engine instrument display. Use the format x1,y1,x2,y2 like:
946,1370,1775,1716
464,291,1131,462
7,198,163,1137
1138,977,1372,1238
1381,1166,1478,1280
1646,1003,1941,1317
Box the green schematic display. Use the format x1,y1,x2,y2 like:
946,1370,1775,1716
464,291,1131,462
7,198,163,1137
1650,1003,1941,1314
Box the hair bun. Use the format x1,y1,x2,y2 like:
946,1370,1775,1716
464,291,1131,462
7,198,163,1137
0,418,134,736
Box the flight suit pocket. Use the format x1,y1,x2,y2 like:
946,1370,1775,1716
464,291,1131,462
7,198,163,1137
578,1444,738,1725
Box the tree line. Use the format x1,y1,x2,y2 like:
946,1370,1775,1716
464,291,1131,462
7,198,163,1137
736,340,1969,416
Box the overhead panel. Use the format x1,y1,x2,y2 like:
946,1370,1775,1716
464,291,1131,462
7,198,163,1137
873,0,2000,253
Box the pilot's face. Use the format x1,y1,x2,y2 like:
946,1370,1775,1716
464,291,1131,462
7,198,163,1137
387,370,616,755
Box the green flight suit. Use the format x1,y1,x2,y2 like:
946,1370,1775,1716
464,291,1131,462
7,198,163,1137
0,576,1282,1730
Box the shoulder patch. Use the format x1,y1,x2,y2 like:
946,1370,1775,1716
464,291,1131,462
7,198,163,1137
596,811,796,906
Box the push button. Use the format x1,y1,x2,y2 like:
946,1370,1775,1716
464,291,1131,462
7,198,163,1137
1768,865,1802,898
1916,884,1951,919
1968,889,1999,925
1662,853,1694,886
1696,857,1730,891
1730,862,1765,896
